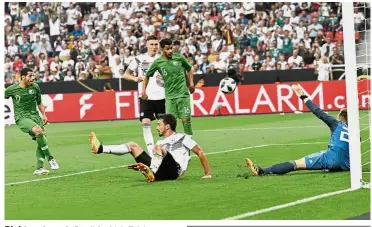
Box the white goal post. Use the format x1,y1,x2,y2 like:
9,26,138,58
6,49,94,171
343,2,365,190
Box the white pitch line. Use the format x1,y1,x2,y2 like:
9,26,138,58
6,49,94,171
5,142,326,186
5,165,130,186
223,188,354,220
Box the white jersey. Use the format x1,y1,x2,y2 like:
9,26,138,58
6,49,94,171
156,133,197,176
126,53,165,100
317,62,332,81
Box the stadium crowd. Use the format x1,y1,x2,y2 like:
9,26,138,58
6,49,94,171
4,2,370,84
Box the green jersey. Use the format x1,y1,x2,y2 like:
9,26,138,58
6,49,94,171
5,83,42,123
269,48,282,61
276,17,285,27
281,36,293,54
318,16,326,25
328,17,339,27
249,32,259,48
146,53,192,99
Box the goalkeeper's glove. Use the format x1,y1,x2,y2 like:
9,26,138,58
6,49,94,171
291,84,308,100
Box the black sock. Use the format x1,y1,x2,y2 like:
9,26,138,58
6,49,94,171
263,161,296,175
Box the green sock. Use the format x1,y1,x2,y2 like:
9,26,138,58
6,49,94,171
182,120,193,136
36,145,45,169
36,134,51,160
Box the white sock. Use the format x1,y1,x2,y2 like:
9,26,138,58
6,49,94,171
150,152,163,173
142,122,154,158
102,144,130,155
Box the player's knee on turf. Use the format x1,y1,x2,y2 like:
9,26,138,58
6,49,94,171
294,158,306,169
31,125,43,135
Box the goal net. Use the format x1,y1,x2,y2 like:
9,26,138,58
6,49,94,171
343,2,371,189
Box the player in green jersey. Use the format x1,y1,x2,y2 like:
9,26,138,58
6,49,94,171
143,39,195,136
5,68,59,175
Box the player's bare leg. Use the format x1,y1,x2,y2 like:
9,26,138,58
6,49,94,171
294,158,306,169
89,132,155,182
31,125,59,171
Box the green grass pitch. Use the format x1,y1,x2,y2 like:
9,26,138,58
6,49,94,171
5,112,370,220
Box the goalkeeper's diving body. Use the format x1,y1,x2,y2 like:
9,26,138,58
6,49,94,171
88,114,211,182
245,84,350,176
142,39,195,136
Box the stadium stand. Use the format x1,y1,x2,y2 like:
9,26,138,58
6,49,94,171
4,2,370,84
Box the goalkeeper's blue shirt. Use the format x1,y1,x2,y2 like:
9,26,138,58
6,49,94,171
305,100,350,170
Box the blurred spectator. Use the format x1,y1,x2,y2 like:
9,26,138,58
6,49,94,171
64,70,75,81
251,55,262,71
288,50,304,68
317,56,333,81
329,48,345,65
211,55,226,73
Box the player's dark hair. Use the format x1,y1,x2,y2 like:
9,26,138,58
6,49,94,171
20,68,33,78
339,109,348,123
146,35,158,42
158,114,177,131
160,39,173,49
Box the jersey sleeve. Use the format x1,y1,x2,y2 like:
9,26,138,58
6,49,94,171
125,58,139,74
180,55,192,72
5,85,13,99
182,135,197,150
34,83,42,105
145,59,158,77
305,99,338,131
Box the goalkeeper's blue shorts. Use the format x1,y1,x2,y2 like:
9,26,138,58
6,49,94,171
304,150,350,171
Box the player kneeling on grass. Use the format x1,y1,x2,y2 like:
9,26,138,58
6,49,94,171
5,68,59,175
245,84,350,176
89,114,211,182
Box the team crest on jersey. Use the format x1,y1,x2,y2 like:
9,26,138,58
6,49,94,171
15,95,21,103
29,89,34,95
172,61,180,66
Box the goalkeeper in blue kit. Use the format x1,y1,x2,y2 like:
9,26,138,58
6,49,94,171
245,84,350,176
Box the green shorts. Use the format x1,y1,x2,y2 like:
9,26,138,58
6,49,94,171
17,117,44,139
166,97,191,119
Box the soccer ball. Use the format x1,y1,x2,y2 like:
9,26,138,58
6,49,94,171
219,77,237,94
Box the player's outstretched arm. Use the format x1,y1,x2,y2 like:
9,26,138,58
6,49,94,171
123,59,143,83
191,145,212,178
292,84,337,129
123,70,142,83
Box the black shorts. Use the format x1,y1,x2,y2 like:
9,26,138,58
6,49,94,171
135,151,181,181
139,99,166,121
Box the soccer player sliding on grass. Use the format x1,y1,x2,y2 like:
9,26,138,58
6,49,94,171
142,39,195,136
5,68,59,175
245,84,350,176
89,114,211,182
